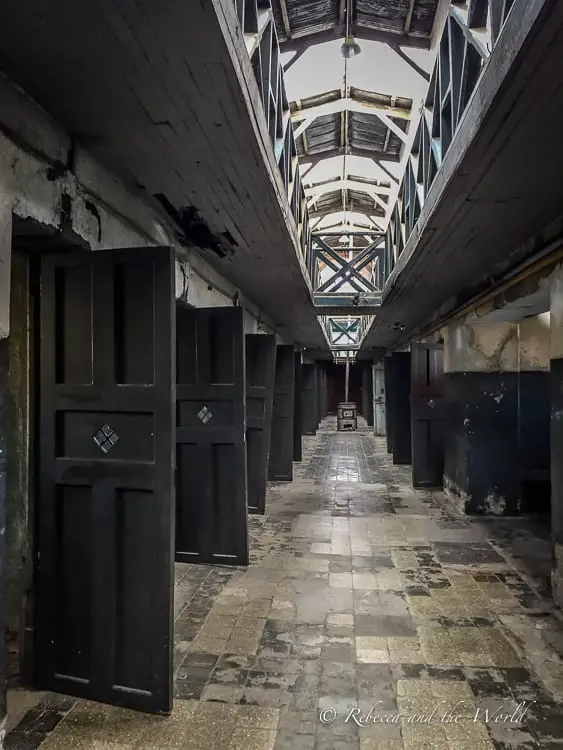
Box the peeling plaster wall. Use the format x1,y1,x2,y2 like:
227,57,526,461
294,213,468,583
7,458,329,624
442,321,519,516
0,72,271,329
519,314,550,371
518,314,550,486
443,321,519,374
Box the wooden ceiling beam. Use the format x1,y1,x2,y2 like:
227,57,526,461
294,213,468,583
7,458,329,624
298,148,401,167
279,0,292,39
404,0,417,34
280,25,431,53
291,97,411,125
305,179,392,198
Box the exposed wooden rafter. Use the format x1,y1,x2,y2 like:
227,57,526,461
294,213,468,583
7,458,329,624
299,148,400,168
305,179,392,198
279,0,292,39
282,48,306,72
280,26,431,53
338,0,347,28
404,0,417,33
291,96,411,124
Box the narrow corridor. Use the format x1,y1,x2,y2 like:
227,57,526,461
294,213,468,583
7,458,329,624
6,420,563,750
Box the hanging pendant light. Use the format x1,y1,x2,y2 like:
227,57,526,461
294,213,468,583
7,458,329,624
341,36,361,58
341,0,361,58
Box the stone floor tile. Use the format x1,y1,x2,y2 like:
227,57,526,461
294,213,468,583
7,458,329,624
359,740,404,750
330,573,354,589
6,422,563,749
400,722,448,750
229,727,277,750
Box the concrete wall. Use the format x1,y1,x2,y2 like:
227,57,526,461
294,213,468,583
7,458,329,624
0,71,273,331
518,314,551,485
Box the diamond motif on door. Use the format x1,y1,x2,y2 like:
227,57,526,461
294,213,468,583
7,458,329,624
197,406,213,424
93,424,120,454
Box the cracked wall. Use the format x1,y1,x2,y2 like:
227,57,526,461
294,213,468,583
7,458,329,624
442,321,519,516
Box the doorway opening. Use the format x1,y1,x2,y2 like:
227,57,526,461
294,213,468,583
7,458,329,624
5,216,80,729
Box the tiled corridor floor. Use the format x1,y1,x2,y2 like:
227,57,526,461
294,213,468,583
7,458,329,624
7,420,563,749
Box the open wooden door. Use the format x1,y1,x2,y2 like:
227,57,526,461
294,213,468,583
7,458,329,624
384,356,394,452
373,366,386,436
301,363,317,435
268,345,295,481
362,363,371,421
37,247,175,714
175,306,248,565
411,343,445,487
392,352,412,465
245,334,276,514
293,351,303,462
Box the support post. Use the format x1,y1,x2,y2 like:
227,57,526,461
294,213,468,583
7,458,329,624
301,363,317,435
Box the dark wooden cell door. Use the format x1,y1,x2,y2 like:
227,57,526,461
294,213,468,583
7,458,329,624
294,352,303,462
366,366,374,427
411,343,445,487
315,367,320,427
245,334,276,514
361,364,371,420
175,306,248,566
392,352,412,465
384,357,394,453
37,247,175,715
268,345,295,481
320,367,327,420
301,363,317,435
373,366,386,436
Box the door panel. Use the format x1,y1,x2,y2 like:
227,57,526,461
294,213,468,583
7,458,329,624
37,247,175,714
384,357,394,452
268,345,294,481
293,352,302,462
245,335,276,514
176,306,248,565
392,352,412,465
373,366,386,436
362,364,371,420
301,363,317,435
366,366,374,427
320,367,327,420
411,343,445,487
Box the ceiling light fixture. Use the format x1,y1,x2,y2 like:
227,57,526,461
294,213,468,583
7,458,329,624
341,36,361,58
341,0,361,58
